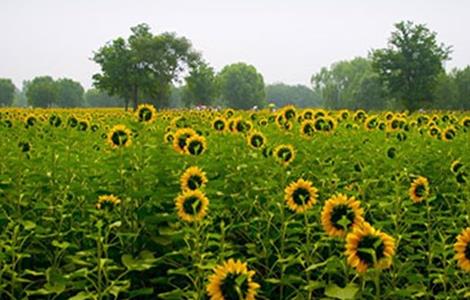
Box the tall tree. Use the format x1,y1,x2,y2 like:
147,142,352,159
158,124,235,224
0,78,16,106
217,63,266,109
92,23,200,110
56,78,85,107
454,66,470,110
26,76,58,108
372,21,451,111
182,62,217,107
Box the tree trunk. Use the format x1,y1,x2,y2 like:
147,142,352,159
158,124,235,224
124,99,129,111
132,85,138,111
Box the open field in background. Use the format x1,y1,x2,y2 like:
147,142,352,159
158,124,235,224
0,106,469,299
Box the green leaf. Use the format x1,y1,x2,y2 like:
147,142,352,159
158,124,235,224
325,283,359,300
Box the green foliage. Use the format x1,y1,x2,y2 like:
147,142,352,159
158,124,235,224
0,79,16,106
56,78,85,107
92,23,201,110
372,20,452,111
266,83,322,108
182,62,217,107
25,76,58,107
85,88,123,107
217,62,266,109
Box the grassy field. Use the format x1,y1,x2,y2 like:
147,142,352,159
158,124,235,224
0,106,469,299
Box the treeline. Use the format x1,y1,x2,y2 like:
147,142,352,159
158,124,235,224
1,21,469,110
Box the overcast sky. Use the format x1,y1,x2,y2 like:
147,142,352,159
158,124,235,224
1,0,469,89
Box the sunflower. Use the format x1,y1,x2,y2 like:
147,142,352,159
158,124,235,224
175,189,209,222
78,119,89,131
107,125,132,148
461,116,470,128
302,108,315,120
364,116,379,131
273,144,295,166
207,259,260,300
212,117,227,132
135,104,157,124
451,160,464,174
49,114,62,127
185,135,207,155
345,223,395,273
428,125,441,138
300,120,315,137
173,128,197,154
180,166,208,191
164,132,174,144
282,105,296,120
284,179,318,213
247,130,266,149
441,126,456,141
409,176,430,203
25,114,37,127
321,194,364,237
454,228,470,272
96,194,121,209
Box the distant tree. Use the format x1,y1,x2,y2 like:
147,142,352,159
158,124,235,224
56,78,85,107
12,87,28,107
372,21,451,111
0,78,16,106
217,63,266,109
454,66,470,109
182,62,217,107
85,88,123,107
26,76,58,107
266,83,322,108
432,72,459,109
169,85,184,108
353,73,389,110
92,23,200,110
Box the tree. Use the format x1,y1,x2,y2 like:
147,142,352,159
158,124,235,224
26,76,58,108
432,72,459,109
372,21,451,111
92,23,200,110
85,88,123,107
266,83,322,108
56,78,85,107
217,63,266,109
182,62,217,107
0,78,16,106
353,73,389,110
454,67,470,109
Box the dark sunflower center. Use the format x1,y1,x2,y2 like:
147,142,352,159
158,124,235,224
214,120,225,130
284,110,295,120
187,140,204,155
220,273,249,300
250,135,264,148
445,130,455,139
178,134,191,149
292,187,310,205
414,184,426,198
187,175,203,190
139,108,152,121
303,124,314,135
465,242,470,260
277,148,292,162
314,119,325,130
357,235,385,265
182,196,202,215
68,117,78,127
330,204,355,230
452,162,463,173
111,130,129,146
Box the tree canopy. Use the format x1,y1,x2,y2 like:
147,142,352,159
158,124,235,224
92,23,201,110
56,78,85,107
217,63,266,109
85,88,123,107
266,83,322,108
0,78,16,106
182,62,217,107
25,76,58,108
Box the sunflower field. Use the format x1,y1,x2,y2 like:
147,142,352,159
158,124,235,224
0,105,469,300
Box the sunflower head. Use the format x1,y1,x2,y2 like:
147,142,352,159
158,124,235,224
321,194,364,237
247,131,266,149
454,228,470,272
96,194,121,210
428,126,441,138
49,114,62,127
451,160,464,174
207,259,260,300
136,104,157,124
185,135,207,155
180,166,208,191
345,223,395,273
300,120,315,137
212,117,227,132
409,176,430,203
107,125,132,148
78,119,89,131
273,144,295,166
175,190,209,222
284,179,318,213
365,116,379,130
282,105,296,120
172,128,197,154
442,126,456,141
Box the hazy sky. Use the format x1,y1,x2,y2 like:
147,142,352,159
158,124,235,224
1,0,469,89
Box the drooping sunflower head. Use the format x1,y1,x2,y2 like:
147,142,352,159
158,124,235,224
451,160,464,174
345,223,395,273
442,126,457,141
48,114,62,127
212,117,227,132
409,176,430,203
180,166,208,191
207,259,260,300
173,128,197,154
78,119,90,131
428,125,441,138
185,135,207,155
321,194,364,237
164,132,174,144
273,144,295,166
136,104,157,124
364,115,379,131
460,116,470,128
175,189,209,222
247,130,266,149
282,105,296,121
235,118,253,133
107,125,132,148
284,178,318,213
454,227,470,272
96,194,121,210
25,114,37,127
300,120,315,138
